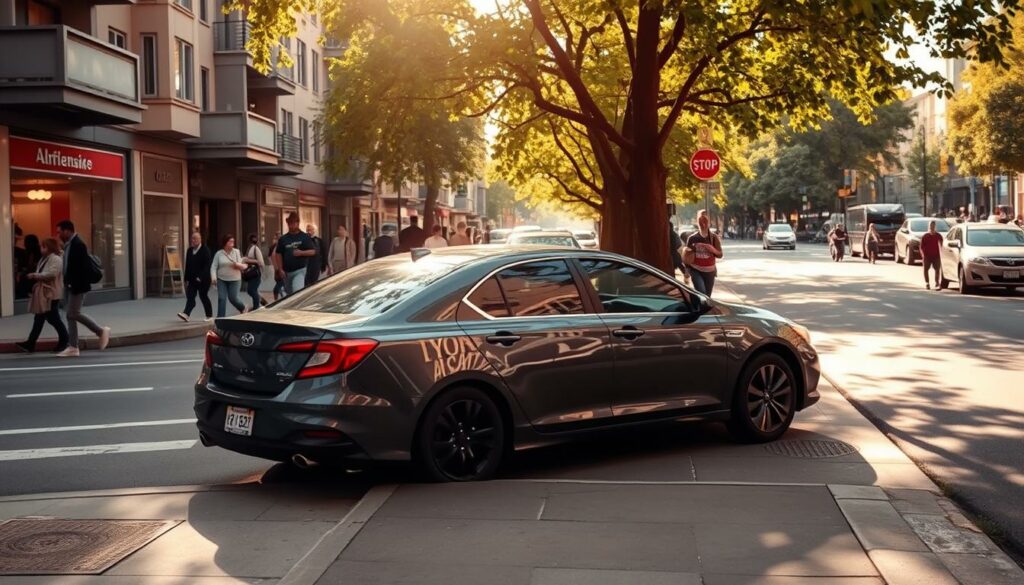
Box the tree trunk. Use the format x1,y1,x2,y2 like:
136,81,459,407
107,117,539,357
422,171,441,235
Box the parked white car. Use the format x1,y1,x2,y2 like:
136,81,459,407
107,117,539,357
939,223,1024,294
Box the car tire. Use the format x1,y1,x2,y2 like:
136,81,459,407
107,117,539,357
939,276,950,290
907,247,917,266
727,353,797,443
958,266,973,295
415,386,505,482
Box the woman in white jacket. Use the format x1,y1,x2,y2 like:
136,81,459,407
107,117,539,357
211,235,248,318
15,237,69,353
327,225,357,275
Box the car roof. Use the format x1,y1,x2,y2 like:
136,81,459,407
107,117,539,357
508,230,576,237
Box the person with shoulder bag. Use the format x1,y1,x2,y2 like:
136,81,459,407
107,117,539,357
210,234,248,318
56,220,110,357
684,212,724,297
327,225,357,274
242,233,265,310
15,238,69,353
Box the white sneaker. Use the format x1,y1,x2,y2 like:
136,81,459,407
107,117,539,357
177,312,189,322
99,327,111,351
56,347,80,358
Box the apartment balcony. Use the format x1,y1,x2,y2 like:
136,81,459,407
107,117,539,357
326,158,374,195
213,20,295,96
188,111,279,166
323,36,346,59
0,26,143,125
454,196,475,213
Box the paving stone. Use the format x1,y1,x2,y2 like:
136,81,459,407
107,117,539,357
0,499,53,521
867,550,959,585
341,517,701,572
541,484,845,525
531,567,701,585
254,495,358,522
694,522,877,576
829,485,887,501
690,457,933,489
902,514,993,554
703,576,884,585
884,489,944,515
836,499,929,552
317,560,531,585
377,482,548,521
937,551,1024,585
33,491,277,522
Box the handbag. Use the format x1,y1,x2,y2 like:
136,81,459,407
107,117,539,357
28,283,53,314
241,246,262,281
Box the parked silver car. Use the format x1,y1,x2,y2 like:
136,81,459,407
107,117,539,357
939,223,1024,294
895,217,950,265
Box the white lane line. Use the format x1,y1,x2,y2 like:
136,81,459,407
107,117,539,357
0,419,195,436
0,440,198,461
0,359,201,373
6,387,155,399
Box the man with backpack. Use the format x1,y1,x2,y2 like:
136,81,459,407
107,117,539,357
56,220,110,357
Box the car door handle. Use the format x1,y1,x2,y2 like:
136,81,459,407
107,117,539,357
612,326,645,340
485,332,522,346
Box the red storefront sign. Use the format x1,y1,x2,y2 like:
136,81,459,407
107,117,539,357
9,137,124,181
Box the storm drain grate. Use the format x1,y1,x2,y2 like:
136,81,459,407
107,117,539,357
0,519,179,575
764,439,858,458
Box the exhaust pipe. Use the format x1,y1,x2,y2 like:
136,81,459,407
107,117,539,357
291,454,318,469
198,432,214,447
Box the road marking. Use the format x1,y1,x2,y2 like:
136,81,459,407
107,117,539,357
6,387,155,399
0,440,198,461
0,419,195,436
0,359,201,373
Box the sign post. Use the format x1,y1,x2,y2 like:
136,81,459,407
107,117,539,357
690,149,722,215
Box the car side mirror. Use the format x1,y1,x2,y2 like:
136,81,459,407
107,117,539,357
948,241,961,249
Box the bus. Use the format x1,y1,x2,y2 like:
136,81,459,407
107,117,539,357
847,203,906,258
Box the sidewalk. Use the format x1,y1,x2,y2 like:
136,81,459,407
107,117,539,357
0,298,211,353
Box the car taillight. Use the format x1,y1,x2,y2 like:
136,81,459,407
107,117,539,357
204,330,223,368
278,339,379,379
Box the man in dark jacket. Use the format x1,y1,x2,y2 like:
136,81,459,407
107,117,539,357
56,220,109,357
305,224,327,287
669,221,687,283
373,231,395,259
398,216,426,252
178,231,213,322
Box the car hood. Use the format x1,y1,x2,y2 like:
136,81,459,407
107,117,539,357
967,246,1024,258
715,300,786,323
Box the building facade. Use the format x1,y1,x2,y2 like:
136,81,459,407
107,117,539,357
0,0,372,317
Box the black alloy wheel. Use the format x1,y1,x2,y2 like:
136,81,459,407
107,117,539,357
417,387,505,482
728,353,797,443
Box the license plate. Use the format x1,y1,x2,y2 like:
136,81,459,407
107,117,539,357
224,406,254,436
1004,270,1021,280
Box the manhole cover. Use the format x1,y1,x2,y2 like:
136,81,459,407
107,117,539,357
0,519,178,575
765,439,858,458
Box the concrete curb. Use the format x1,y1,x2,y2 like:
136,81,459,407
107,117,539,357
0,482,250,504
0,321,210,353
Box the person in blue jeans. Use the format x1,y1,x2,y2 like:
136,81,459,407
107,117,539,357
272,212,316,296
210,235,248,318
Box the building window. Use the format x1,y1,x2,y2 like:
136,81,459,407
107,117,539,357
200,67,210,111
280,109,293,135
296,40,307,86
141,34,157,97
175,0,193,12
175,38,194,102
300,117,310,162
198,0,208,22
313,121,321,164
108,28,126,49
311,50,319,92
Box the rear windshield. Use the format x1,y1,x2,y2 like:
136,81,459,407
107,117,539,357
768,224,793,233
511,235,579,247
910,219,950,232
271,256,464,315
966,229,1024,247
573,232,596,240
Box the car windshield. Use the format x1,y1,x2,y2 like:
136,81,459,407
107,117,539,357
271,256,465,315
966,229,1024,247
511,235,579,247
768,224,793,233
910,219,950,232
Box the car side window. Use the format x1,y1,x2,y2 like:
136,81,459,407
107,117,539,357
465,276,510,318
578,259,693,314
495,260,585,317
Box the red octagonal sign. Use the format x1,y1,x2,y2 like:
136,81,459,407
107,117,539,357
690,149,721,181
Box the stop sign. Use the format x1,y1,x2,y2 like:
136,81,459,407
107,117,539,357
690,149,721,180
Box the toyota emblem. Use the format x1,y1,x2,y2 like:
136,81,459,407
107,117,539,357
1009,260,1017,266
240,333,255,347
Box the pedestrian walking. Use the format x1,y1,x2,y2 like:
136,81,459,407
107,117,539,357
273,212,317,295
242,233,265,310
16,234,41,298
1015,214,1024,229
398,216,426,252
449,221,471,246
211,235,248,318
177,232,213,322
684,213,723,296
828,224,848,262
424,224,449,248
373,230,395,259
15,237,69,353
669,221,687,282
865,223,881,264
328,225,357,274
304,224,325,287
56,220,109,357
920,220,944,290
268,232,284,300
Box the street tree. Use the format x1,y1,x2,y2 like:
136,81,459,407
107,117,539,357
233,0,1021,271
904,130,945,216
318,6,485,234
485,179,518,224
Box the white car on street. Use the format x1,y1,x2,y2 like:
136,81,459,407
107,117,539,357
939,223,1024,294
763,223,797,250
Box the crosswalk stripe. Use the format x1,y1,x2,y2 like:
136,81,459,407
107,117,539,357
0,440,198,461
6,387,155,399
0,419,195,436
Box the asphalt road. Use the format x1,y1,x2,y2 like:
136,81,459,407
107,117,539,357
716,239,1024,560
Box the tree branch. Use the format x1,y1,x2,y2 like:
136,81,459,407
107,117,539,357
548,119,602,194
657,11,687,69
613,8,636,71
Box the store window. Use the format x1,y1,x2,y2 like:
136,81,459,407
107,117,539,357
141,156,185,297
10,137,129,301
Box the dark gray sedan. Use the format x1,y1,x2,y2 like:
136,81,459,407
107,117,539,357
196,247,820,481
